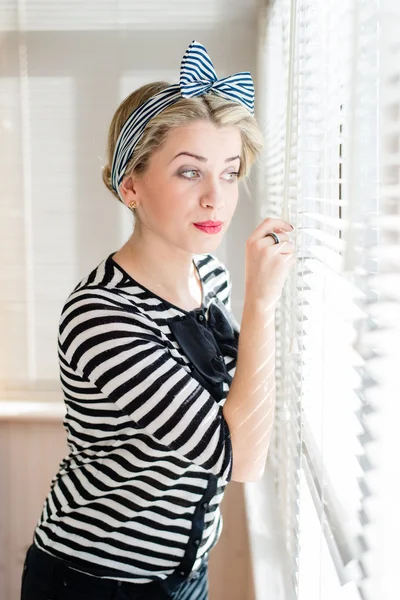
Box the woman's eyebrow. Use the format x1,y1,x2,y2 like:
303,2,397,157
169,152,241,164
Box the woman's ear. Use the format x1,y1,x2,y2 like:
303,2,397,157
119,175,139,208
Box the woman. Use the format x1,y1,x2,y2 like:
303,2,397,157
21,40,295,600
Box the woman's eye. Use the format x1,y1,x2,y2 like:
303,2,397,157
224,171,239,181
179,170,199,179
178,170,239,181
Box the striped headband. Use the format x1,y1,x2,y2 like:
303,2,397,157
110,39,255,201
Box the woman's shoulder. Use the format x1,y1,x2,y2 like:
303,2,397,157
194,252,230,284
196,252,232,309
60,253,146,320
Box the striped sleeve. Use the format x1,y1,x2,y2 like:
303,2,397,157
217,261,239,329
224,266,233,313
207,254,232,312
59,292,233,483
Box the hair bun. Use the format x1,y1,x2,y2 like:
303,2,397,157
102,164,113,193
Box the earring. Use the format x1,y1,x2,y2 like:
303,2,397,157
128,201,137,210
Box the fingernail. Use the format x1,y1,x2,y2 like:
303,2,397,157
290,224,295,230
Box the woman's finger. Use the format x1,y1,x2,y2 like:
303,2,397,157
248,217,293,243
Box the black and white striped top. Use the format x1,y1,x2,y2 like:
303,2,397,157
33,251,240,584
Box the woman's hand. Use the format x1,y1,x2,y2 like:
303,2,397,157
244,218,295,307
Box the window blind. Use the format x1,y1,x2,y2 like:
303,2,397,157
363,2,400,598
258,0,398,598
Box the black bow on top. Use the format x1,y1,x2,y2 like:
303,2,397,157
168,297,240,402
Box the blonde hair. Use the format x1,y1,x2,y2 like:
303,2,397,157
102,81,264,205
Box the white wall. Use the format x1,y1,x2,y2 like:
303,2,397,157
0,1,260,391
0,7,266,599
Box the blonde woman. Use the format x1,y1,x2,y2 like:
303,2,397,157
20,40,295,600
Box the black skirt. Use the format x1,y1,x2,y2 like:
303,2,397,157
20,542,209,600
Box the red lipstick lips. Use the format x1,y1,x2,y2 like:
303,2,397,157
193,221,223,234
193,220,222,226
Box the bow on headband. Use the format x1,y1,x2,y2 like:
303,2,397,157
179,41,254,112
111,40,255,201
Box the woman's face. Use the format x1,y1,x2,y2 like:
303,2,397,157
126,119,242,253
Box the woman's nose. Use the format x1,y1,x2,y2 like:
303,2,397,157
200,178,224,206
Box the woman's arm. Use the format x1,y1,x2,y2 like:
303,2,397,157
222,299,276,483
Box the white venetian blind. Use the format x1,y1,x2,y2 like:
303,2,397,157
258,0,399,598
363,1,400,598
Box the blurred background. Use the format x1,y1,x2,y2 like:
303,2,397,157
1,1,399,600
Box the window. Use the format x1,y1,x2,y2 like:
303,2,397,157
259,0,399,598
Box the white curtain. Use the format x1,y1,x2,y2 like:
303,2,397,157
258,0,399,599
